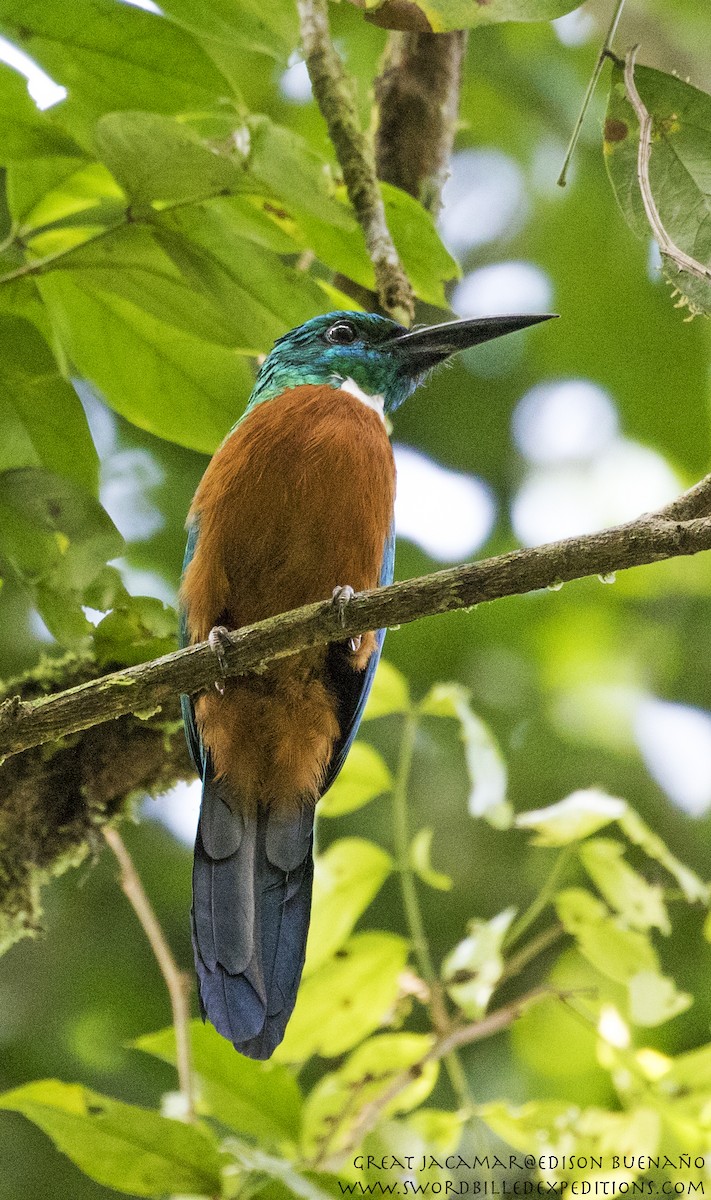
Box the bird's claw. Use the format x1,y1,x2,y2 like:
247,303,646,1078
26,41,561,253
331,584,355,629
331,586,363,654
208,625,231,695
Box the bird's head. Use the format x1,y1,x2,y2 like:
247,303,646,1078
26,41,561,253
250,310,556,415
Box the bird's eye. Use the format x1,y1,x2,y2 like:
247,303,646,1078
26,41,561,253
325,321,357,345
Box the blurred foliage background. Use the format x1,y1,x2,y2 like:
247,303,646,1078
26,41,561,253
0,0,711,1195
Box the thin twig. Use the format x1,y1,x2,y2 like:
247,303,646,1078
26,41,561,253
391,711,472,1107
102,826,194,1122
504,845,574,949
3,488,711,760
297,0,414,323
500,923,565,983
624,46,711,285
557,0,627,187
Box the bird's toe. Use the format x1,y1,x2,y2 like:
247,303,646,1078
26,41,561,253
208,624,232,695
331,584,356,627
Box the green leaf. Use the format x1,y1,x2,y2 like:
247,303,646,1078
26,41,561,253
156,203,328,350
319,742,393,817
209,194,302,256
83,565,130,612
38,272,251,453
351,0,579,33
0,1079,223,1197
579,838,671,934
605,64,711,316
420,683,511,828
382,183,459,307
159,0,299,61
294,207,376,296
407,1108,464,1154
410,827,452,891
617,807,710,904
246,116,352,229
93,596,177,668
0,315,97,492
304,839,394,975
362,659,411,720
135,1020,302,1145
518,793,710,904
0,0,233,119
442,908,515,1019
95,112,246,206
296,185,459,309
0,467,122,645
8,158,123,231
39,225,246,348
224,1142,335,1200
628,970,692,1027
665,1040,711,1094
556,888,692,1027
0,65,81,162
477,1099,660,1173
361,1112,460,1189
555,888,659,985
515,788,627,846
275,932,409,1062
301,1034,437,1163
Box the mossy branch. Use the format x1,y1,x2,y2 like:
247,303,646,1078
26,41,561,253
297,0,414,323
3,476,711,763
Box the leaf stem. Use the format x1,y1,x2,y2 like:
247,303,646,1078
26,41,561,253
504,845,574,949
0,187,235,287
391,711,472,1109
393,713,436,982
500,922,565,982
102,826,195,1122
557,0,627,188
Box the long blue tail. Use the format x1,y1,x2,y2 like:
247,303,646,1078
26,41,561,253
191,773,314,1060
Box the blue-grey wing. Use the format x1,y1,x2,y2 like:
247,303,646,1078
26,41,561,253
321,523,395,796
180,519,205,777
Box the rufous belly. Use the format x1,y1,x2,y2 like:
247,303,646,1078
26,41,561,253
180,384,396,806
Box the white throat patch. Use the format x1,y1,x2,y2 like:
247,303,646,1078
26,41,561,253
337,376,386,421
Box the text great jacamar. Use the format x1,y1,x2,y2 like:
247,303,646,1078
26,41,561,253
180,309,554,1059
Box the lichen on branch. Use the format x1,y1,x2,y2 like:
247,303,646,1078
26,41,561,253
297,0,415,323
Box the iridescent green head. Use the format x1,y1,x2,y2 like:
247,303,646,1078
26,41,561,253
250,310,556,416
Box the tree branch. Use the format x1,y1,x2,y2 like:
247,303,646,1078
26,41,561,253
297,0,415,323
0,653,193,953
2,485,711,763
375,30,467,215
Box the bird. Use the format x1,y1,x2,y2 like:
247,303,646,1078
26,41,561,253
179,308,555,1059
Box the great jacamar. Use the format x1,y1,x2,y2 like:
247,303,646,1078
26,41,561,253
180,309,554,1059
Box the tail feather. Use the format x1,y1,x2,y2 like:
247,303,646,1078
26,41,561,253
191,776,314,1060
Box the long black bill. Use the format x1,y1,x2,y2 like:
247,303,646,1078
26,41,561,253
385,313,558,367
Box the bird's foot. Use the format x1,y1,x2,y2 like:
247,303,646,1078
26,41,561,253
208,625,231,695
331,585,362,653
331,584,355,626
